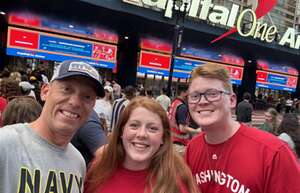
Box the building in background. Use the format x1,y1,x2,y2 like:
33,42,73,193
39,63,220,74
0,0,299,102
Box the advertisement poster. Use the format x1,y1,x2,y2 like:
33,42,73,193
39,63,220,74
137,51,171,76
7,27,117,69
256,70,297,92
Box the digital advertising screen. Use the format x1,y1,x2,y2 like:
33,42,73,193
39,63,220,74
173,57,243,85
137,50,171,76
181,46,244,66
256,70,298,92
6,27,117,69
172,57,204,79
221,64,244,85
257,60,298,76
8,13,118,43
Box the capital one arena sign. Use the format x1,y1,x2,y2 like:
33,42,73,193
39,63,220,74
123,0,300,50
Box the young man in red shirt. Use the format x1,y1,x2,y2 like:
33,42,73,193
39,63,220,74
185,63,300,193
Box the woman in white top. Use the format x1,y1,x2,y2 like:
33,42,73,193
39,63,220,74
94,86,114,131
277,113,300,158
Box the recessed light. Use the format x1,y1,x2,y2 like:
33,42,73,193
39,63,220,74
248,60,252,63
69,25,74,28
0,11,6,15
124,36,129,40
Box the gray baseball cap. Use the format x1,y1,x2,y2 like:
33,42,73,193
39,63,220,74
50,60,104,97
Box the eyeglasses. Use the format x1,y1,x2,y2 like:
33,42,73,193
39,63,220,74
188,89,231,103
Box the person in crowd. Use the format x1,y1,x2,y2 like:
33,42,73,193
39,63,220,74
277,113,300,158
19,80,36,99
168,85,201,154
295,99,300,114
236,92,253,126
71,110,108,166
0,68,10,80
29,70,44,105
138,88,146,96
0,60,105,193
145,89,154,99
0,95,7,126
84,96,200,193
0,78,22,100
110,85,136,132
185,63,300,193
112,79,121,99
94,85,114,131
2,96,42,126
156,87,171,111
259,107,280,135
285,97,293,113
9,71,22,82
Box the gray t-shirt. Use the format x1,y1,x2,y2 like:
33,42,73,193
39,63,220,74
0,123,86,193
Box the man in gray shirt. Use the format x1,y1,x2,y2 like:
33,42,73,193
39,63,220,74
0,60,105,193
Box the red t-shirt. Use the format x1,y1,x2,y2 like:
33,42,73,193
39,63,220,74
185,124,300,193
0,96,7,126
89,166,189,193
93,167,148,193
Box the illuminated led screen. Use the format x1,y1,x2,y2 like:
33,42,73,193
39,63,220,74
6,27,117,69
256,70,298,92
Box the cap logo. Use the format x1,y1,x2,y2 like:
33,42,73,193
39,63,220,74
68,61,100,81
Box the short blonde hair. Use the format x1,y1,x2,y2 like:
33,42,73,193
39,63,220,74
190,63,233,93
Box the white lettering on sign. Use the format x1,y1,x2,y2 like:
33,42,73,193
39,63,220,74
123,0,300,50
278,28,300,49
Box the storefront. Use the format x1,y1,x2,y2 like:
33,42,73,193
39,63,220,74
0,0,299,99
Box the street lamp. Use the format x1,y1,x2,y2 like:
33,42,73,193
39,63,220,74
167,0,190,97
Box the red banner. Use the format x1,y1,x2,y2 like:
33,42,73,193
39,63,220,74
140,51,171,70
256,71,268,82
93,29,118,43
223,65,243,80
221,54,244,66
287,76,298,88
9,28,39,49
141,38,172,53
9,13,41,27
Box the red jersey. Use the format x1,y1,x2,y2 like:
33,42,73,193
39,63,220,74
168,98,189,145
185,124,300,193
89,166,189,193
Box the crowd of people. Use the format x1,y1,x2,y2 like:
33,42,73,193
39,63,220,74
0,60,299,193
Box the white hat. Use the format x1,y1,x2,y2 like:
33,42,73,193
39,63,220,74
104,85,113,93
19,81,35,91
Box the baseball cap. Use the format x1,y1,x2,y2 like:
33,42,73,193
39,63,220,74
50,60,104,97
104,85,113,93
19,81,35,91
